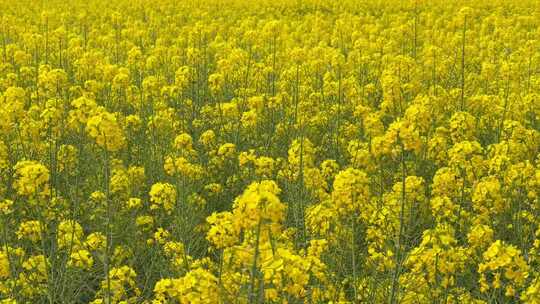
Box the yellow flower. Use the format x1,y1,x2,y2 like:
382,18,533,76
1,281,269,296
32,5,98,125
479,240,529,295
0,200,14,215
173,133,194,151
85,232,106,251
153,268,219,304
86,110,126,152
331,168,370,215
149,183,177,212
0,250,9,279
16,220,42,243
13,160,50,198
57,220,84,250
68,249,94,269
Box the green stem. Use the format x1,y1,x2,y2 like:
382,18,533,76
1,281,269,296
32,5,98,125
389,141,407,304
248,220,262,304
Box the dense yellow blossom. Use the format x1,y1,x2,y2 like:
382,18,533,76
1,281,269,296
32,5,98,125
13,161,50,198
68,249,94,269
332,168,370,216
16,220,42,243
479,240,529,297
154,268,219,304
86,110,126,152
149,182,177,212
0,251,9,279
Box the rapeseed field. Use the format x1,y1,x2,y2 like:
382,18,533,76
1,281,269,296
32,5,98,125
0,0,539,303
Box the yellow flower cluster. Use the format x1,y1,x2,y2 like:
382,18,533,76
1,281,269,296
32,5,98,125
86,111,126,152
149,182,177,212
93,265,140,303
13,161,50,198
153,268,219,304
479,240,529,297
